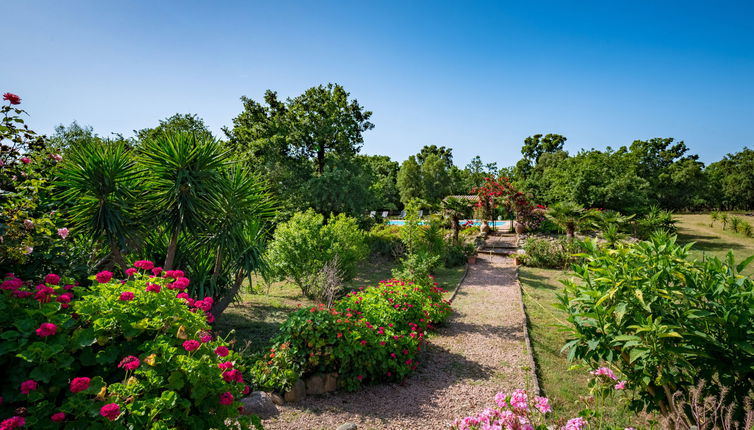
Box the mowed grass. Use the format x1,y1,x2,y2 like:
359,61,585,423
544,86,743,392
216,256,466,354
675,213,754,276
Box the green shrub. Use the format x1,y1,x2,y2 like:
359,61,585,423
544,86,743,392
730,215,742,233
367,225,403,260
265,209,368,299
250,277,452,392
0,264,256,429
635,206,677,239
741,220,753,237
520,237,582,269
559,234,754,415
392,251,442,280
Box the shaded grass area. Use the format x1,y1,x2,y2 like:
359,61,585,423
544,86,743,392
216,257,466,355
675,214,754,276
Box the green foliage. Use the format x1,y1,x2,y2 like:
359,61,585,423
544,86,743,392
265,210,368,299
635,206,677,239
545,202,584,238
705,147,754,210
397,148,454,206
559,234,754,415
367,224,403,260
251,277,452,392
0,268,253,429
392,251,442,280
520,237,582,269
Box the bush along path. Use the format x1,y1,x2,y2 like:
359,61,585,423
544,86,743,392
261,255,534,430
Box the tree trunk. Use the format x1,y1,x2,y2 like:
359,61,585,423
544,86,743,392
108,237,128,273
164,229,179,270
211,246,222,284
451,218,460,245
316,145,325,174
566,223,575,239
213,268,245,317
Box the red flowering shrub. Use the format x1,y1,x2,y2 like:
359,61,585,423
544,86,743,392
251,276,452,392
0,263,259,429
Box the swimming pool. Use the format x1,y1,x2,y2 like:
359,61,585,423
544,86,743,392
386,219,512,228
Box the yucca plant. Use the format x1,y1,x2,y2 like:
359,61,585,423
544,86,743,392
56,139,142,270
442,196,470,245
710,210,720,228
138,132,228,270
740,221,753,238
730,216,742,234
720,212,729,230
546,201,584,239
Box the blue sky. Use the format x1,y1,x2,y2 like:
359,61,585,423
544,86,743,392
3,1,753,167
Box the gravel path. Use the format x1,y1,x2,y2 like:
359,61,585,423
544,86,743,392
261,255,532,430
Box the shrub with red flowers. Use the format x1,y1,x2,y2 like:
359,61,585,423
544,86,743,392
472,176,543,229
251,276,452,392
0,262,259,429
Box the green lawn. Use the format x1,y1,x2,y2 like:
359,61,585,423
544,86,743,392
215,257,466,354
675,213,754,276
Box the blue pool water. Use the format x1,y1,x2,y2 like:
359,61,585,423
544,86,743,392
386,219,512,228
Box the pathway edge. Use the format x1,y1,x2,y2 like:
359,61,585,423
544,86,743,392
515,265,542,397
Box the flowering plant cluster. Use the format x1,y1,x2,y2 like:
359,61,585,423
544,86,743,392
471,176,542,229
0,91,84,280
251,276,452,392
451,389,591,430
0,262,259,429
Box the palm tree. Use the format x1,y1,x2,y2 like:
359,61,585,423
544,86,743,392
546,202,584,239
442,197,469,245
710,211,720,228
139,132,227,270
57,139,142,271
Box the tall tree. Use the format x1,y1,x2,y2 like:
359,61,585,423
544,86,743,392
417,145,453,168
397,155,423,205
135,113,213,143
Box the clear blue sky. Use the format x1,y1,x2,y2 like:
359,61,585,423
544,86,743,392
3,1,753,167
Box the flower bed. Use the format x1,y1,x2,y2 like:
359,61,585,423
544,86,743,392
0,262,258,429
251,277,452,392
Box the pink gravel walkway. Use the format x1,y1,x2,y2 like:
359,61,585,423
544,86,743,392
261,255,532,430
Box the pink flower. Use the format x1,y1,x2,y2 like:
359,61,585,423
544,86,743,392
510,389,528,410
20,379,38,394
134,260,154,270
20,157,31,164
222,369,243,383
615,380,627,390
119,291,134,301
70,377,90,393
534,396,552,413
356,375,363,381
3,92,21,105
145,283,161,293
35,322,57,337
44,273,60,285
218,362,233,370
591,366,617,380
1,278,23,290
50,412,66,422
494,392,508,408
183,340,200,352
214,345,229,357
200,334,212,343
118,355,140,371
95,271,113,283
57,228,69,239
219,392,234,405
565,417,588,430
205,312,215,323
50,153,63,162
172,277,190,290
151,267,163,276
0,416,25,429
165,270,185,279
100,403,120,421
243,385,251,395
125,268,137,277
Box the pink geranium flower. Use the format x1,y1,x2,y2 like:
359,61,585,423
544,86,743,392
20,379,38,394
145,283,161,293
183,340,200,352
100,403,120,421
0,416,25,429
44,273,60,285
615,380,627,390
70,377,90,393
57,228,70,239
119,291,135,301
214,345,229,357
50,412,66,422
219,392,234,405
35,322,57,337
95,271,113,283
125,268,137,277
118,355,140,371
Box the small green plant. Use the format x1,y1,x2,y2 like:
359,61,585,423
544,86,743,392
520,237,582,269
720,212,729,230
730,215,742,233
741,221,753,237
710,210,720,227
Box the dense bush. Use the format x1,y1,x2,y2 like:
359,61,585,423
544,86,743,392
634,206,676,239
559,234,754,416
0,264,257,429
265,209,368,299
250,277,452,392
520,237,582,269
367,224,403,260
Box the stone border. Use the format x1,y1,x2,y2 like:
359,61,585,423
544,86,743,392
514,266,542,396
448,262,470,303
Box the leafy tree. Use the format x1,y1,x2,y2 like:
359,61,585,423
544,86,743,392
464,155,499,189
135,113,213,143
705,148,754,210
361,155,400,210
397,155,423,205
420,153,452,203
417,145,453,168
442,196,470,244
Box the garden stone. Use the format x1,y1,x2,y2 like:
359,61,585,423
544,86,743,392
324,373,338,392
269,392,284,405
284,379,306,402
306,374,325,395
336,423,358,430
240,392,278,418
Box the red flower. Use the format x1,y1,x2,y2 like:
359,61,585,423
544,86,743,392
70,377,90,393
243,385,251,395
20,379,38,394
134,260,154,270
151,267,163,276
100,403,120,421
0,416,25,429
20,157,31,164
119,291,134,301
218,361,233,370
95,271,113,283
44,273,60,285
125,268,137,277
118,355,140,371
35,322,57,337
183,340,200,352
214,345,229,357
219,392,234,405
2,93,21,105
145,283,161,293
200,334,212,343
50,412,66,422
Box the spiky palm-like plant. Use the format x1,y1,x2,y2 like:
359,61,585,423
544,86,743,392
720,212,729,230
442,196,469,245
710,211,720,228
57,139,142,270
546,201,584,239
139,132,227,270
